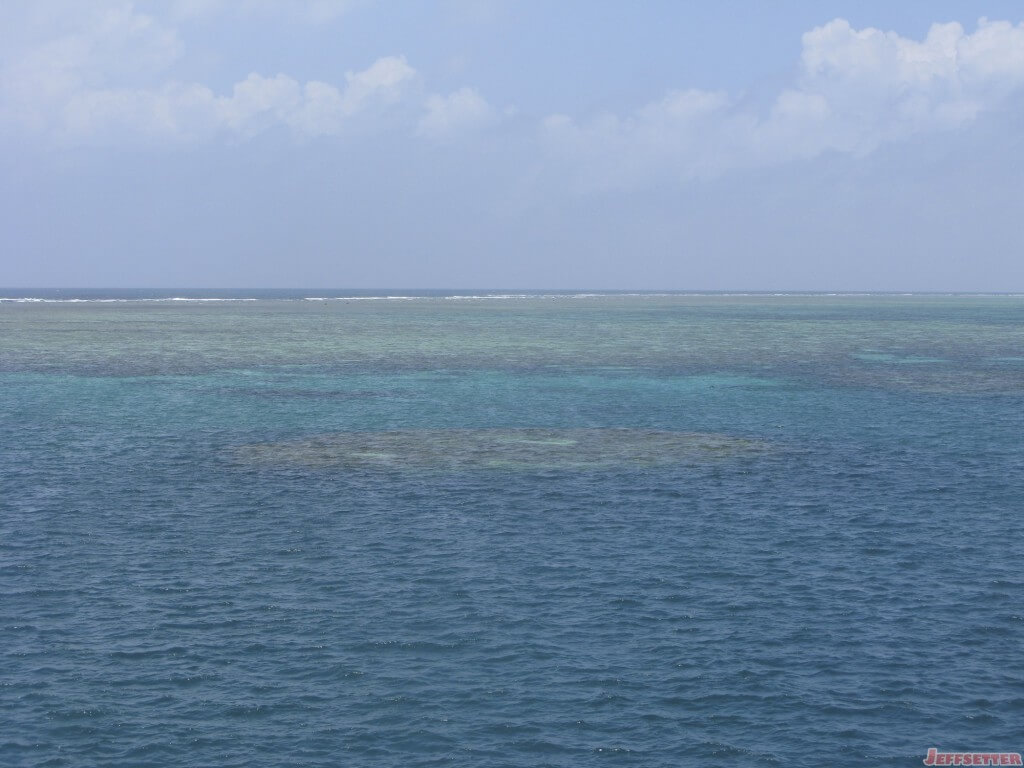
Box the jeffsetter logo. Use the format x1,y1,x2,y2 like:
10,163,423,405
924,749,1023,766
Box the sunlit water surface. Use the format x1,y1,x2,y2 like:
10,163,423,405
2,292,1022,767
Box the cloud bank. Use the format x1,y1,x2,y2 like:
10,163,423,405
542,18,1024,188
0,2,482,144
54,55,417,143
417,87,497,141
2,5,1024,187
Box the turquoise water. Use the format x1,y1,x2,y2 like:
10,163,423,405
2,293,1022,766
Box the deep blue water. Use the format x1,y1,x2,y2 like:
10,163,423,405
1,293,1022,766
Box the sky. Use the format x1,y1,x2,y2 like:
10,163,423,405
1,0,1023,290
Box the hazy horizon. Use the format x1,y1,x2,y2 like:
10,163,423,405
7,287,1024,296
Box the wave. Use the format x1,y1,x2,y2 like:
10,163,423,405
3,291,1024,304
0,297,260,303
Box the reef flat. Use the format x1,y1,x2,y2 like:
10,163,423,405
232,428,767,470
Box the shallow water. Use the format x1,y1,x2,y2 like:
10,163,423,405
1,293,1022,766
232,428,768,470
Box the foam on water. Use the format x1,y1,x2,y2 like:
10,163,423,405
0,296,262,303
5,290,1024,304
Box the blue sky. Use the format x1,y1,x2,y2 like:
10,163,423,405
2,0,1023,289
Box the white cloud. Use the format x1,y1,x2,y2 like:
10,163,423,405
541,89,739,189
5,9,1021,164
342,55,417,114
216,57,416,139
0,0,416,144
543,18,1024,189
1,3,182,133
417,87,496,140
46,57,415,144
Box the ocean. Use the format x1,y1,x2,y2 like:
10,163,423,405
1,291,1022,766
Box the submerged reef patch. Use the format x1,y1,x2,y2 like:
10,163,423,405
231,428,767,471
